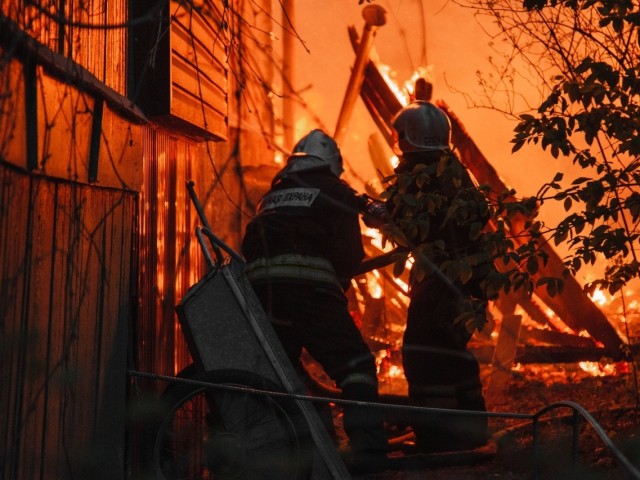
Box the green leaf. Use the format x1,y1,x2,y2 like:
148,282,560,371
571,177,592,185
564,197,573,211
393,259,406,278
459,261,473,284
512,141,525,153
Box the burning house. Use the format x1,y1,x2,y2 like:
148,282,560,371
1,0,274,478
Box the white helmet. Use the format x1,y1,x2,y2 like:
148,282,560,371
392,101,451,154
287,129,344,177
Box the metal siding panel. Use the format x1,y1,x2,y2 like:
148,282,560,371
138,127,220,383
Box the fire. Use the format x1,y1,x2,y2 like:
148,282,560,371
377,64,435,105
588,287,610,306
366,269,383,299
378,64,409,106
375,348,408,395
354,60,638,395
375,349,404,376
578,361,617,377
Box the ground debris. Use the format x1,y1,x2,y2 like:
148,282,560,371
359,365,640,479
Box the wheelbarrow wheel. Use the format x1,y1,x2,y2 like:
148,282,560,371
153,369,312,480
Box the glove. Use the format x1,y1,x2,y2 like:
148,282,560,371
362,200,389,229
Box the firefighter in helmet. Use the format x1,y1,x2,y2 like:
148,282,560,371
241,129,389,473
385,98,495,452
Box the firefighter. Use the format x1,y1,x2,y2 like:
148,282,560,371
385,99,495,453
241,129,390,473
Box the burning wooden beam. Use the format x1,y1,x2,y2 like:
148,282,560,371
334,5,387,144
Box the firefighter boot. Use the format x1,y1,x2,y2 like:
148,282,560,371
410,385,488,453
409,388,461,453
456,383,489,448
340,381,390,474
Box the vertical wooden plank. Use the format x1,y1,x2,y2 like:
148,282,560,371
43,181,73,478
0,166,29,479
88,188,130,477
53,182,86,478
72,184,103,471
98,190,132,469
19,176,56,479
45,183,89,477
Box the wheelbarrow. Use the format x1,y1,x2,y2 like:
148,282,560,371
144,181,352,480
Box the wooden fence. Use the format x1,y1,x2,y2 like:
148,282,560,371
0,164,135,480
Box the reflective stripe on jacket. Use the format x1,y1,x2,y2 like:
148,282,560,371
245,254,342,289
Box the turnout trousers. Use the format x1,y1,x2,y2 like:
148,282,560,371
402,274,489,452
251,281,388,455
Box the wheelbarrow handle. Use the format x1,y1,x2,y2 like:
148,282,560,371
199,227,245,265
187,180,244,266
187,180,212,232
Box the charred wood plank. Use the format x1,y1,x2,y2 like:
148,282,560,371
470,345,633,364
519,327,600,349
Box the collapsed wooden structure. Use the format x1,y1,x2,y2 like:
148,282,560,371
346,25,626,376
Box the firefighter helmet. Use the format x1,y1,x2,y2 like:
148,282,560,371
287,129,344,177
392,101,451,154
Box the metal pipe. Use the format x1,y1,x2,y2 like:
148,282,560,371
333,4,386,144
282,0,295,150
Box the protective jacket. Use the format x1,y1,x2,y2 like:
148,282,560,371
394,151,493,299
241,168,365,290
241,164,388,459
391,150,491,452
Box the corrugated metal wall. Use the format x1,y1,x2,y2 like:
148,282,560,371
136,127,205,383
134,126,251,383
0,163,135,480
